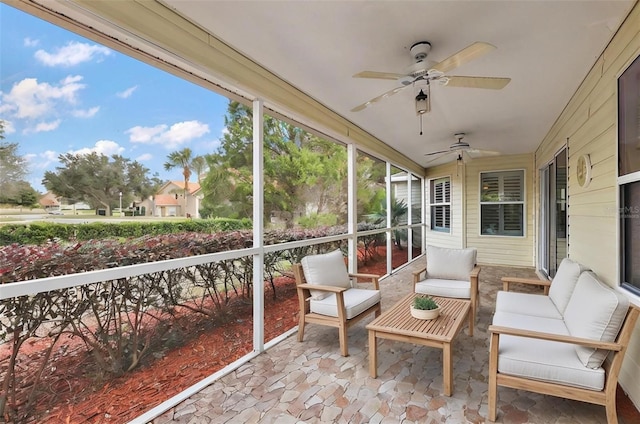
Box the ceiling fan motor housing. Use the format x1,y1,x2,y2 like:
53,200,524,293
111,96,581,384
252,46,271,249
410,41,431,62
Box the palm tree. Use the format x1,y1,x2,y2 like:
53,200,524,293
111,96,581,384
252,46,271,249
191,156,207,183
164,148,194,217
366,198,408,250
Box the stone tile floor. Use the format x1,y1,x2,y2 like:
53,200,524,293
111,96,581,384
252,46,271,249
152,261,640,423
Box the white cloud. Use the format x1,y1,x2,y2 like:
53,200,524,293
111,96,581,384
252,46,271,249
72,106,100,118
24,37,39,47
26,150,59,170
127,120,210,149
69,139,125,157
34,41,112,67
1,120,16,134
25,119,61,134
42,150,58,162
116,86,138,99
126,124,167,143
0,76,86,120
136,153,153,161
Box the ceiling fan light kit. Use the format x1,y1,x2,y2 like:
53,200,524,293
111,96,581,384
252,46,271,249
415,84,431,135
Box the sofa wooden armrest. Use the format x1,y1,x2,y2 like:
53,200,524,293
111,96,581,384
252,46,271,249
488,325,623,351
501,276,551,294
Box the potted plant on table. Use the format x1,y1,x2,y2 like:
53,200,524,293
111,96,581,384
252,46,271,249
410,295,440,320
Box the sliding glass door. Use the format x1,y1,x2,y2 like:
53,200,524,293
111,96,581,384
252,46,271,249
539,148,567,277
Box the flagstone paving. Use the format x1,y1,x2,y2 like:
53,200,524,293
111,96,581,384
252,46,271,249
151,260,640,424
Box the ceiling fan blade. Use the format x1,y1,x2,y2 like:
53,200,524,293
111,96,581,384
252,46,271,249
466,148,501,158
353,70,407,80
430,41,496,74
350,85,409,112
424,152,453,165
445,76,511,89
424,149,451,156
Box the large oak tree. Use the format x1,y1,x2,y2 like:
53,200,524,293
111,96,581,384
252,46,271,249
43,152,162,215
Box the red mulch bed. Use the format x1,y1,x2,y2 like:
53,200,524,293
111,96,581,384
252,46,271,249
1,246,414,423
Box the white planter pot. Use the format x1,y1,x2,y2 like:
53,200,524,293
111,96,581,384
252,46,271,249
410,305,440,320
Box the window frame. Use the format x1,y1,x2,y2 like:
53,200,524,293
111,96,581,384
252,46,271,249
617,53,640,297
429,176,451,233
479,169,526,237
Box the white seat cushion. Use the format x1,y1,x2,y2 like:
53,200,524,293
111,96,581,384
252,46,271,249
301,249,350,300
415,278,470,299
310,288,381,319
563,271,629,369
497,335,605,391
492,310,605,391
426,245,476,282
548,257,589,314
492,311,568,335
495,291,563,319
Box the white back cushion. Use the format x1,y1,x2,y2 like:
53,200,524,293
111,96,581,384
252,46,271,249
301,249,350,300
426,245,476,282
563,271,629,368
548,257,589,314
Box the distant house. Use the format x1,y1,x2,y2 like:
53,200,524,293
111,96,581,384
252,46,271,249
138,181,202,218
39,192,60,211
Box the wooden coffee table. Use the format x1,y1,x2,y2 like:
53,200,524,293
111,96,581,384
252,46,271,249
366,294,471,396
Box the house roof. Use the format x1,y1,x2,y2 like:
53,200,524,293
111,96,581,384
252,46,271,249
161,181,201,195
39,192,59,207
153,194,180,206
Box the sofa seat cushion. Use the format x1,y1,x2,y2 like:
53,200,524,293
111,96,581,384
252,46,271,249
301,249,350,300
548,257,589,314
310,288,381,320
426,245,477,282
497,335,605,391
563,271,629,369
495,291,563,319
415,278,470,299
492,311,568,335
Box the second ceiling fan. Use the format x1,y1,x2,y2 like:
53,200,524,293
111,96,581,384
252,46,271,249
351,41,511,113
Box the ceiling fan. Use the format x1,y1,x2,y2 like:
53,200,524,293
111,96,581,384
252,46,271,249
351,41,511,113
424,133,500,164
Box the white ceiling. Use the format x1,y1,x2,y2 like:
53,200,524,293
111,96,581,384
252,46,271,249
166,1,632,167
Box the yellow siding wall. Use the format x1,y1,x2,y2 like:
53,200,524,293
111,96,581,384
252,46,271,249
465,154,535,266
535,1,640,406
425,154,535,265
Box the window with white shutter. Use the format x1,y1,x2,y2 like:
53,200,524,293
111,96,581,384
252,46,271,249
430,177,450,232
480,170,524,236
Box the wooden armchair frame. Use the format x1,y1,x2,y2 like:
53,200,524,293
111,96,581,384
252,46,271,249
412,265,480,336
488,304,640,424
292,263,381,356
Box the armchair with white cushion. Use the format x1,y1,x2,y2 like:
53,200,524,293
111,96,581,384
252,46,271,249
412,245,480,335
292,249,381,356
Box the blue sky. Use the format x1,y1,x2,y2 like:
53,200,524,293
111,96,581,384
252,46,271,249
0,4,230,192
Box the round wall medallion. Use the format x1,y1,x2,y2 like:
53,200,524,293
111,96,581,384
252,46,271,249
576,154,591,188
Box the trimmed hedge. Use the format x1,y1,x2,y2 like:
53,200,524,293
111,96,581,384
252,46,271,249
0,218,252,246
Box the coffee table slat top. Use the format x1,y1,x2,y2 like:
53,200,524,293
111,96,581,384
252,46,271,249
366,294,470,342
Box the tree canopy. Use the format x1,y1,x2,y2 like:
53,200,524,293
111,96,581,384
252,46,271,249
0,121,38,207
43,152,162,214
200,102,352,227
